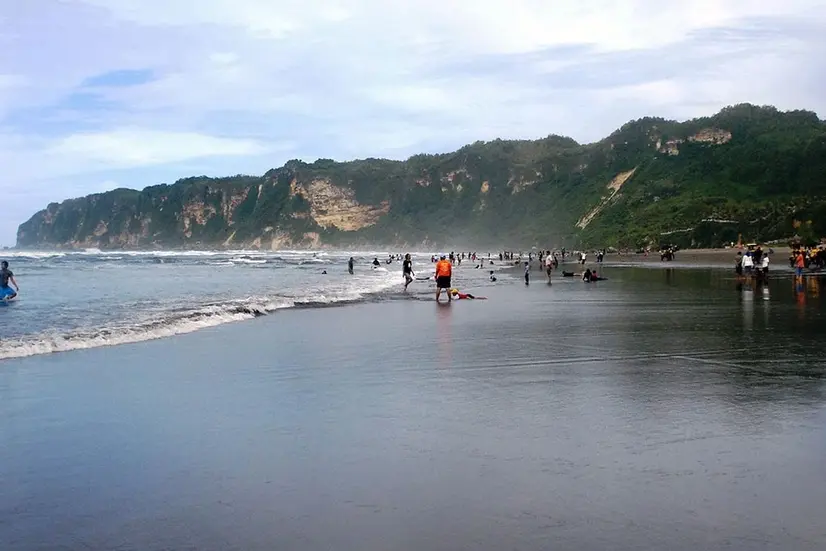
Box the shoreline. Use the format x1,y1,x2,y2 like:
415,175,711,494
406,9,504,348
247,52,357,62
600,246,793,267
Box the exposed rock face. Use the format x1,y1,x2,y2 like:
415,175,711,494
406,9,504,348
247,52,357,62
181,200,216,238
292,178,389,231
577,168,637,229
656,139,683,155
689,128,732,144
508,171,542,194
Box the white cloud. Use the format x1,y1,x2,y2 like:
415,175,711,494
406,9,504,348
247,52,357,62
49,129,274,168
74,0,826,53
0,0,824,244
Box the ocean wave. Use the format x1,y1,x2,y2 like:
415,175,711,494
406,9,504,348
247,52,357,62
229,257,268,264
0,270,400,361
3,251,67,259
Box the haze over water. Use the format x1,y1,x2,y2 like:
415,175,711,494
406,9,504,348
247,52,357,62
1,262,825,550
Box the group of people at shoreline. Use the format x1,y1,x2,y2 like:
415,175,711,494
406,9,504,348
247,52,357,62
346,249,608,301
347,244,825,302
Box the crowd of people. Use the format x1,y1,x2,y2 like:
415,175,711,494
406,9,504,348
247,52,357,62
344,248,610,301
342,242,824,303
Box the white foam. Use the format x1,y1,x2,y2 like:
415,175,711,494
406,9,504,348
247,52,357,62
0,267,400,360
229,257,268,264
0,309,258,360
4,251,67,259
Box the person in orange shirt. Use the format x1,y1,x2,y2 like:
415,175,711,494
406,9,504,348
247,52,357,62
434,254,453,302
794,251,806,277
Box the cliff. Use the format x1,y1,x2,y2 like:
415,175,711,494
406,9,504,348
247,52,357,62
17,104,826,250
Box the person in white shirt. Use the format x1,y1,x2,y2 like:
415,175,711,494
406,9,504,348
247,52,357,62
742,252,754,274
545,255,553,280
760,254,770,279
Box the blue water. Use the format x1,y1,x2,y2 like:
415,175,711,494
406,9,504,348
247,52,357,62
0,249,500,359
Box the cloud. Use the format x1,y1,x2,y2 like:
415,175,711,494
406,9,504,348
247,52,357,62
0,0,825,245
49,128,274,169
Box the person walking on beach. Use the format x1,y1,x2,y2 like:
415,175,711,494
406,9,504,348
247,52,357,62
545,254,553,281
524,262,530,285
348,257,354,275
402,253,415,291
435,254,453,302
0,260,19,300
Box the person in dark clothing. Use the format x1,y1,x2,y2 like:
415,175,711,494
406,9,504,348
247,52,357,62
402,253,415,290
582,268,593,282
372,257,380,267
0,260,19,300
348,257,354,274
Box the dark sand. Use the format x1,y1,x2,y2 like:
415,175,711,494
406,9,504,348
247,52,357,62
600,247,794,267
1,266,825,551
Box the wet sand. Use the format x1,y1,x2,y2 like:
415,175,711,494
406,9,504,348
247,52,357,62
601,247,793,267
1,267,825,551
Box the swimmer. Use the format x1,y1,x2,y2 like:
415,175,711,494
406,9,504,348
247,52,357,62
0,260,18,300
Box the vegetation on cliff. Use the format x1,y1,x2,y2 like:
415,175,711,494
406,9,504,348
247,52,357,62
17,104,826,250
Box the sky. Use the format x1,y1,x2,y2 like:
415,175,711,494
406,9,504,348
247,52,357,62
1,0,825,245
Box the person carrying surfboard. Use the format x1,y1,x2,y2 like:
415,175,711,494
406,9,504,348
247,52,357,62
0,261,19,300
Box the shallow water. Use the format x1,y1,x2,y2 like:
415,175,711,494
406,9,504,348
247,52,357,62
0,249,498,358
1,265,824,550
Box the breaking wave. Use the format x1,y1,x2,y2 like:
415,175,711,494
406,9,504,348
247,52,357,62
0,288,395,360
0,248,417,360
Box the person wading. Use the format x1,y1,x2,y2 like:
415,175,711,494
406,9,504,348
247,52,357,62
434,254,453,302
402,253,415,291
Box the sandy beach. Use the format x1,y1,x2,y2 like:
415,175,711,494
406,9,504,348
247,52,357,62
597,246,794,267
1,266,825,551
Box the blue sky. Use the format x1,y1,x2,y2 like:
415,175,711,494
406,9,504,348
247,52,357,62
2,0,825,246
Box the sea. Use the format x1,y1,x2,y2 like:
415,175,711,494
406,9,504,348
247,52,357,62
0,249,497,360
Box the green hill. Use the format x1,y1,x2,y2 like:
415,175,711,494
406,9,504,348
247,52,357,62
17,104,826,250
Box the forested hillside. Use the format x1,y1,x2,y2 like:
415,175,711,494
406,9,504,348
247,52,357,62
17,104,826,250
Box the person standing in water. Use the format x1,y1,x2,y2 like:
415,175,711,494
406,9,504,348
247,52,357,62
524,262,530,285
402,253,415,290
434,254,453,302
794,250,805,277
0,260,19,300
348,257,354,275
